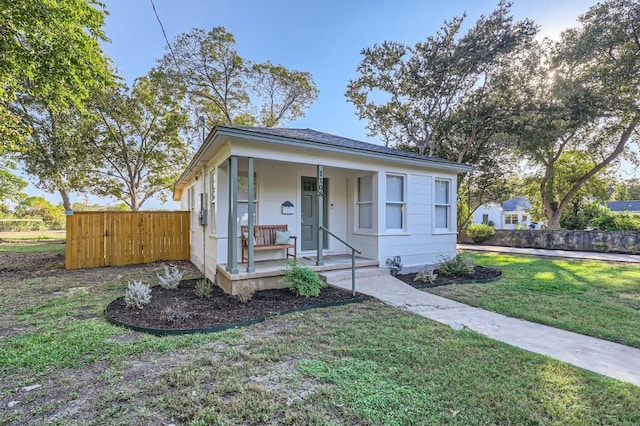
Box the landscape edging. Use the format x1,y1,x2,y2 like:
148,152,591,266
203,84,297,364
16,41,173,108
412,270,503,289
104,295,371,336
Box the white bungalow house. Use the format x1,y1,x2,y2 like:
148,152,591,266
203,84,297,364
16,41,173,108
173,126,472,293
473,197,532,229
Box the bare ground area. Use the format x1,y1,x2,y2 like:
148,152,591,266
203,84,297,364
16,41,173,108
0,249,363,425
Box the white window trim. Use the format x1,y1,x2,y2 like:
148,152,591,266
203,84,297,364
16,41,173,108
356,175,373,232
504,213,518,225
209,169,216,234
385,173,406,231
187,186,196,231
433,177,453,233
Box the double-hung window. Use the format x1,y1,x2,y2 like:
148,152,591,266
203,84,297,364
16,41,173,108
386,174,405,230
187,186,196,228
209,169,216,233
357,176,373,230
434,179,451,231
505,214,518,225
237,171,258,226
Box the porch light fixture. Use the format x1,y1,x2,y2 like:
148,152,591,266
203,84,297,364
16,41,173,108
281,201,295,215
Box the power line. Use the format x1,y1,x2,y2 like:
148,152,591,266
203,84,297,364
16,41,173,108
149,0,186,84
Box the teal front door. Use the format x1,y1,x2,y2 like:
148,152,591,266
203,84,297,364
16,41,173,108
301,176,328,251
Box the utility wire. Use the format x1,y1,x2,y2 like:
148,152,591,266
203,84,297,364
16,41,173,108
149,0,186,85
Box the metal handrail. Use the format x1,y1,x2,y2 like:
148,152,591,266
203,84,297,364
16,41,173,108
319,225,361,296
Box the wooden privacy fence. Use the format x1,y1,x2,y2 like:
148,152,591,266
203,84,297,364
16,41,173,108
66,211,190,269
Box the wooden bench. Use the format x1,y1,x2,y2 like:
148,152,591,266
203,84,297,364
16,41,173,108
241,224,297,262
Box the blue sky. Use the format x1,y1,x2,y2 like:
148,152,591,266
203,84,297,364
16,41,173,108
24,0,600,208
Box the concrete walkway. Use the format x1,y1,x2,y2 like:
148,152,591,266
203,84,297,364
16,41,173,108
324,269,640,387
458,244,640,263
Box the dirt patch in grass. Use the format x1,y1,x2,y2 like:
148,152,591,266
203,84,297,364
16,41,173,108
0,251,65,278
106,279,365,331
396,265,501,288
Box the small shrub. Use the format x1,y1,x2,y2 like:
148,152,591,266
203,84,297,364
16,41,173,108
467,223,495,243
281,261,325,297
437,254,476,277
591,210,640,231
163,299,191,324
157,264,185,289
194,278,213,298
235,283,255,303
414,268,438,284
124,280,152,309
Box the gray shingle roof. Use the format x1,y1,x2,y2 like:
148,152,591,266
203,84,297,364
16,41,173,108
606,200,640,212
501,197,531,212
224,126,469,168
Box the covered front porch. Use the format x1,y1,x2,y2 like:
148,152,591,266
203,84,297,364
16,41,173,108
217,253,379,294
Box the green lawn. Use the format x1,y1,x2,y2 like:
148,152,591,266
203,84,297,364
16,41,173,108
0,241,65,254
429,253,640,348
1,250,639,424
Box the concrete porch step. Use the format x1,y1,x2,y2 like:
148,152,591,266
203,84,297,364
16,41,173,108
321,266,391,286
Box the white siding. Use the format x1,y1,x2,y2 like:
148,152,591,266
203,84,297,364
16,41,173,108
182,136,463,276
378,173,457,270
473,204,502,228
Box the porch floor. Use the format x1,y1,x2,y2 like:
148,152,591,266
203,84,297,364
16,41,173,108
217,254,379,282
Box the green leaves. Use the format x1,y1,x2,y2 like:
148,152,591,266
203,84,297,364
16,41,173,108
0,0,115,150
346,1,536,156
90,71,191,210
158,26,318,128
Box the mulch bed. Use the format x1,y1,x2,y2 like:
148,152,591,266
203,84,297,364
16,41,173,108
106,279,366,332
396,265,502,288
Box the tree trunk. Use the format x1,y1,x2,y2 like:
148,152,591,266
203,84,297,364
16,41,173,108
546,211,562,230
59,189,72,212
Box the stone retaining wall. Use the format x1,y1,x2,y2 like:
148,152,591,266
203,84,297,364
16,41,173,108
460,230,640,254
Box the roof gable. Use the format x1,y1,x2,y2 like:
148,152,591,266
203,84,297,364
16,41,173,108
501,197,531,212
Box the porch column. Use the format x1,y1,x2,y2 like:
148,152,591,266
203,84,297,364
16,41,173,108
316,165,324,266
246,157,255,272
226,156,239,274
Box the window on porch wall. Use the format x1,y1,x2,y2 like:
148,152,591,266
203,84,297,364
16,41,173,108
237,171,257,226
209,169,216,233
357,176,373,230
187,186,195,228
386,174,405,230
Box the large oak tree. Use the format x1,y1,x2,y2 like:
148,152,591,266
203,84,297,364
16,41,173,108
0,0,114,151
345,1,537,230
158,27,319,128
505,0,640,229
89,72,191,210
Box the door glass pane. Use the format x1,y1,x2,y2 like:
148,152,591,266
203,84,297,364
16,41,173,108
359,204,372,229
435,206,449,228
435,180,449,204
387,175,403,202
386,204,402,229
358,176,372,202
